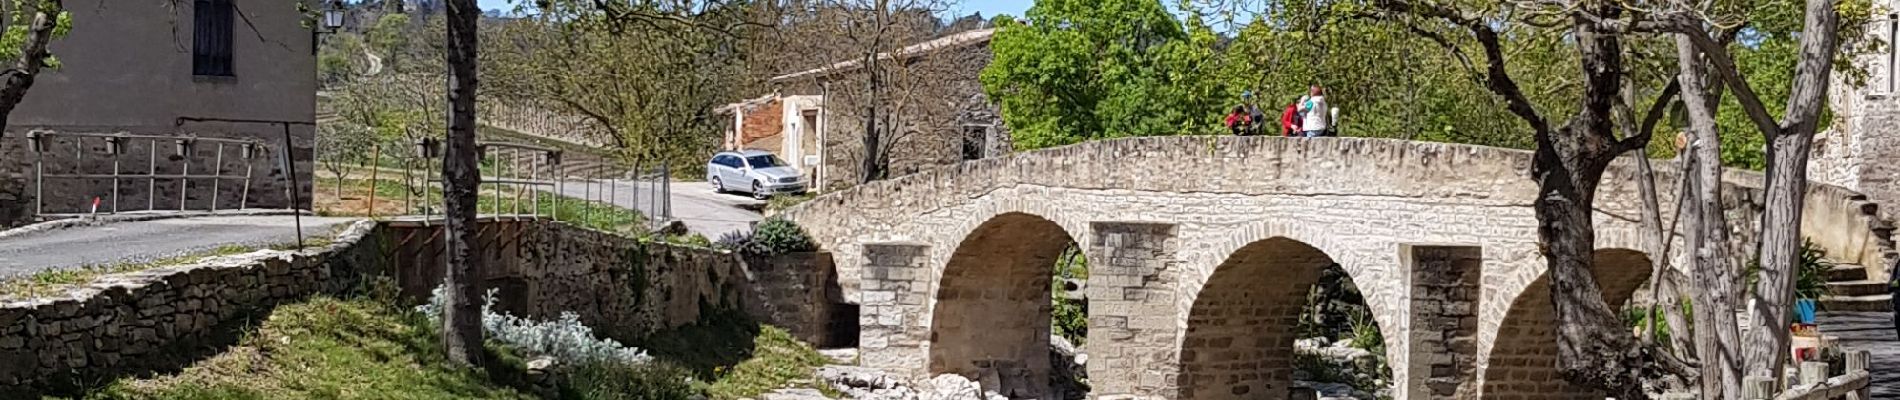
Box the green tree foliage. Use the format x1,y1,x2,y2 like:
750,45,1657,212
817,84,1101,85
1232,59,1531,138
987,0,1856,171
982,0,1227,149
481,0,757,168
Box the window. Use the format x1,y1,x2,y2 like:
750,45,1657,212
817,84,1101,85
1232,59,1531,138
745,154,788,168
961,126,988,160
193,0,235,77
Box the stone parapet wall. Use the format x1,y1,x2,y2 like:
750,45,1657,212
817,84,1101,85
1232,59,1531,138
0,220,383,394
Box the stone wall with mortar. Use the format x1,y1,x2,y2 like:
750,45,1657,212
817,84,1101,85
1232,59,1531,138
0,218,844,395
382,219,844,344
780,136,1897,400
0,220,384,394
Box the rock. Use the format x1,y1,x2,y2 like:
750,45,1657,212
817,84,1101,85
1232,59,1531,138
819,348,860,364
820,365,901,390
525,356,557,372
762,388,830,400
925,374,984,400
651,220,690,237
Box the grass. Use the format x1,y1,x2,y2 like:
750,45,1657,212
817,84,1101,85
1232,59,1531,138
314,175,646,235
82,296,535,400
632,309,836,400
765,193,815,212
74,294,833,400
0,244,258,300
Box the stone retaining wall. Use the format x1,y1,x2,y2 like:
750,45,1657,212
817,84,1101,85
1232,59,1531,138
0,218,844,395
380,219,844,345
0,220,384,393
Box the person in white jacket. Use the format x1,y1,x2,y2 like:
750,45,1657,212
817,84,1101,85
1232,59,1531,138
1297,85,1329,138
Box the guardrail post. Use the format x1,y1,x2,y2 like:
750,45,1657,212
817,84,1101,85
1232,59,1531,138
1800,361,1829,387
1849,350,1871,400
211,142,225,212
1744,376,1776,400
107,135,125,214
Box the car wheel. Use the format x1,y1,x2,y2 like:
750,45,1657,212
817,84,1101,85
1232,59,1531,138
711,177,724,194
752,181,769,200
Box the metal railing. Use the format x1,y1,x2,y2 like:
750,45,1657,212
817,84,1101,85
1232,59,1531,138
404,139,671,225
26,130,268,218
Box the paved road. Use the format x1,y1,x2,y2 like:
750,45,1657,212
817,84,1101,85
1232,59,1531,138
1818,311,1897,397
0,215,359,277
548,179,763,238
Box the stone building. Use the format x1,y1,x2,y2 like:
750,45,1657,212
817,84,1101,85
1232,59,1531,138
718,28,1011,192
1809,10,1900,283
0,0,317,226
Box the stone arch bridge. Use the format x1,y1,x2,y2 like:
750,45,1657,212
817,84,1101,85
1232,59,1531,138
778,137,1895,400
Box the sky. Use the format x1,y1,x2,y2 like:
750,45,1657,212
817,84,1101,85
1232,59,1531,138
474,0,1034,17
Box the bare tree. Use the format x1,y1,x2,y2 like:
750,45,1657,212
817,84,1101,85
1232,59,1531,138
766,0,968,184
440,0,483,367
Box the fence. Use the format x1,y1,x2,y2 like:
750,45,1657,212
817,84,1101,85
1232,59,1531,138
1652,350,1875,400
385,139,670,225
25,130,270,218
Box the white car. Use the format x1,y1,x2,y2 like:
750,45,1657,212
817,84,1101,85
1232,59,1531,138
707,150,807,199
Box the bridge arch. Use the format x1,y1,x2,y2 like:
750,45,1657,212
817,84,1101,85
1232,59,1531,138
926,211,1079,398
1176,236,1366,400
1480,248,1653,399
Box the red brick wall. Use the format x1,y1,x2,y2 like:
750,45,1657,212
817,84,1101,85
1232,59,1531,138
740,99,784,148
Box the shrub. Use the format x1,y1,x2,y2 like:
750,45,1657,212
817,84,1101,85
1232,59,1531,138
1744,239,1834,301
1049,247,1089,345
419,286,652,365
561,360,698,400
737,218,817,256
715,230,751,251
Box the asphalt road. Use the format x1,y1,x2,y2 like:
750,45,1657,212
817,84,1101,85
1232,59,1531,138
547,179,763,238
0,215,359,277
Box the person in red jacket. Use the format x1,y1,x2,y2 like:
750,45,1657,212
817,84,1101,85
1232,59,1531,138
1225,105,1251,136
1280,101,1303,137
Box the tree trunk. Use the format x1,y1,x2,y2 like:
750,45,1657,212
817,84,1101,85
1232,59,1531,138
1746,131,1814,382
440,0,484,368
859,1,888,184
1744,0,1838,380
1532,20,1656,400
1676,33,1744,399
1635,152,1699,360
1535,138,1651,400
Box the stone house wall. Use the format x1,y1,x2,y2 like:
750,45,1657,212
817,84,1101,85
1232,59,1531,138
0,0,320,227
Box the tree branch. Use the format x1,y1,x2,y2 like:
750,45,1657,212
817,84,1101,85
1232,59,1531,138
1371,0,1551,135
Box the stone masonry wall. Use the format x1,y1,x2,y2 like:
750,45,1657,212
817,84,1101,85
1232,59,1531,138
1177,237,1331,400
0,218,842,395
1405,246,1482,400
0,220,384,394
780,136,1897,400
382,219,840,343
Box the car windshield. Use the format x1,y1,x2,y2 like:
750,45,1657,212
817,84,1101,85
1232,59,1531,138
746,155,788,168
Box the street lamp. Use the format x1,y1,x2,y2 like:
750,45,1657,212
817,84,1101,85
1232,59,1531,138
320,1,345,33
